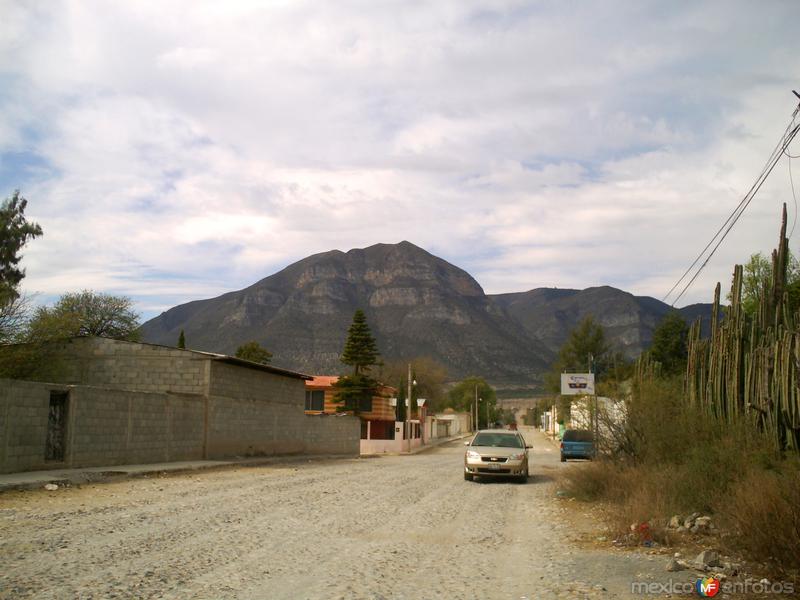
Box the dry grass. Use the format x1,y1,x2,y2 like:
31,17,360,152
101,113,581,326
557,377,800,576
717,460,800,575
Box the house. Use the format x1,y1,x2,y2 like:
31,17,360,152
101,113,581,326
304,375,398,440
0,337,360,474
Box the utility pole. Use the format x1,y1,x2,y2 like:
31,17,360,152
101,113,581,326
589,353,598,441
474,384,478,431
483,397,488,429
407,363,412,453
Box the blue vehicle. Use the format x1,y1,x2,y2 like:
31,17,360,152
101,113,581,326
560,429,594,461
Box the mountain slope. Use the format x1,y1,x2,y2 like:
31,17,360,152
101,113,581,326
140,241,713,386
140,242,555,383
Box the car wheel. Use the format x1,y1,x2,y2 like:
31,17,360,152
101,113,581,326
464,471,474,481
560,455,566,462
518,469,528,484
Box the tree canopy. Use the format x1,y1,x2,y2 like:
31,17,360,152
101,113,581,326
234,341,272,364
0,190,43,299
445,376,497,429
27,291,141,341
732,251,800,315
649,311,688,376
379,356,448,417
546,316,610,392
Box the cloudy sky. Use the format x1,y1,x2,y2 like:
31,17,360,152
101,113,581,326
1,1,799,320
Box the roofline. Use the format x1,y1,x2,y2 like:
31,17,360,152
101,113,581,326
33,336,313,381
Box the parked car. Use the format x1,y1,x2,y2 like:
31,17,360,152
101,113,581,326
463,429,530,483
560,429,595,462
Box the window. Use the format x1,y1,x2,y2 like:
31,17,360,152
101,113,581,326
471,433,523,448
358,396,373,413
305,390,324,411
563,429,593,442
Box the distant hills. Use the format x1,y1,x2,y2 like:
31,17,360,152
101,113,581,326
139,241,711,388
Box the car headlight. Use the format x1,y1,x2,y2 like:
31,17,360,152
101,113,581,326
508,452,525,461
466,450,481,459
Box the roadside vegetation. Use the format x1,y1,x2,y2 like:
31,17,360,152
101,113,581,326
0,190,141,379
559,207,800,579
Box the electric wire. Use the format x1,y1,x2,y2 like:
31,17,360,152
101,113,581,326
669,119,800,306
662,115,798,304
789,153,798,239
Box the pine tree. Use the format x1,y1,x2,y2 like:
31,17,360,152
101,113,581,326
335,309,381,414
177,329,186,349
340,309,380,375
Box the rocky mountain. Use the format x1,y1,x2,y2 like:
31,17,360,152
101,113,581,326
139,241,712,387
490,287,710,359
140,242,555,384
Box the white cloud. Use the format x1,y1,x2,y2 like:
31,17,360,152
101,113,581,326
1,0,799,319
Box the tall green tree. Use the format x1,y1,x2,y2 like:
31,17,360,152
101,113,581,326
546,316,610,392
27,291,140,341
235,341,272,364
0,190,43,299
445,376,497,429
0,191,42,342
732,251,800,315
649,311,688,376
334,309,381,414
340,309,380,375
177,329,186,349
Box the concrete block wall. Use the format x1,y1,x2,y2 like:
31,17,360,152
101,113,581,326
304,415,360,455
0,340,361,473
41,337,209,395
0,380,58,473
68,388,205,466
208,396,306,456
209,362,302,404
0,380,208,473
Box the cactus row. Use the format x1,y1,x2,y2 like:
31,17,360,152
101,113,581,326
684,204,800,453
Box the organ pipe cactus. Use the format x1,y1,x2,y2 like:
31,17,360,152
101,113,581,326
680,204,800,453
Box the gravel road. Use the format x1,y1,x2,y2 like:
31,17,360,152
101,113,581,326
1,427,678,599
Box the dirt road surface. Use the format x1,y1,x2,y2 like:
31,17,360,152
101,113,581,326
1,428,679,599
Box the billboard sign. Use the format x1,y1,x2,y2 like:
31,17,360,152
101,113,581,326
560,373,595,395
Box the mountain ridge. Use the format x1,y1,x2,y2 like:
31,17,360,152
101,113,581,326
139,241,711,387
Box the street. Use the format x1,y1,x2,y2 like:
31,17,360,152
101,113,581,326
1,428,670,599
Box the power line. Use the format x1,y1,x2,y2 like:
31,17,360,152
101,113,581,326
663,99,800,306
789,152,798,239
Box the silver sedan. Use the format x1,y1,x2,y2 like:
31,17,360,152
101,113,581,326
463,429,530,483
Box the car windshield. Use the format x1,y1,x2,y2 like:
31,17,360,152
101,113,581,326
472,433,523,448
563,429,593,442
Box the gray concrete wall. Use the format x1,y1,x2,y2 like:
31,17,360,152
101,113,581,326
0,380,56,473
207,362,307,457
39,337,209,395
0,379,208,473
304,415,360,455
1,372,359,473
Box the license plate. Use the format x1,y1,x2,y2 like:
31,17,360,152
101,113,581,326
489,463,501,470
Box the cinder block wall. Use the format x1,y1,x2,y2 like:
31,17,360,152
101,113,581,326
207,362,308,456
0,380,58,473
41,337,209,395
0,379,208,473
69,388,206,467
0,339,361,473
304,415,360,455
